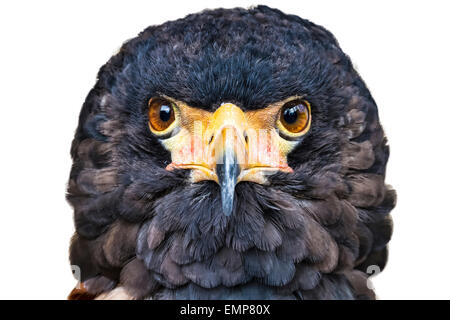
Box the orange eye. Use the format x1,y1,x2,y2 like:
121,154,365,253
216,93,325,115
279,99,311,134
148,98,176,132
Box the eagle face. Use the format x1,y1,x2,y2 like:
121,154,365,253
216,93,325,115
68,6,395,300
149,95,310,216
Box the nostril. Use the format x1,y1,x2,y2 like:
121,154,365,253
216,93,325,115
208,134,214,145
244,131,248,144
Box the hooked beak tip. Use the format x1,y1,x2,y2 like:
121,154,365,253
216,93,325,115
220,180,236,216
216,148,240,216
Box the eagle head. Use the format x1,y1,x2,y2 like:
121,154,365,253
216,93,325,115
67,5,395,300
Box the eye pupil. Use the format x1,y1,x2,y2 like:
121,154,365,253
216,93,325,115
283,106,299,124
159,104,172,122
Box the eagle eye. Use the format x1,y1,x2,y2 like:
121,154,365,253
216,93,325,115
279,99,311,135
148,97,176,132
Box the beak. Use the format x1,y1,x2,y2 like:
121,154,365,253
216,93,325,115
167,103,292,215
206,104,248,216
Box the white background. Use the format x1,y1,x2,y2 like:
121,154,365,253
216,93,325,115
0,0,449,299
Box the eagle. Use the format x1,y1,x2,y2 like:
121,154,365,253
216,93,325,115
67,5,395,300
